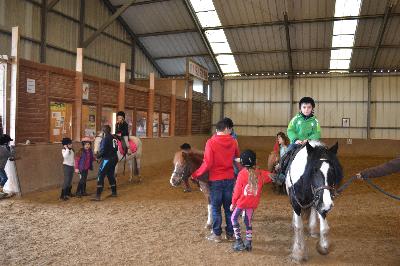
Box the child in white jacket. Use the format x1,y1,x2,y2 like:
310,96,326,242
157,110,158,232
60,137,74,200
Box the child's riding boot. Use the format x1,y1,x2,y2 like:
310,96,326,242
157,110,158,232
111,185,117,197
59,189,68,201
244,240,252,251
232,238,245,252
81,183,88,196
75,183,82,197
91,187,102,201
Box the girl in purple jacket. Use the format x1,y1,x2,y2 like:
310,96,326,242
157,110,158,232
74,137,95,197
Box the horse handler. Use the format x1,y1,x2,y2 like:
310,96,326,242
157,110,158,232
192,119,240,243
92,125,118,201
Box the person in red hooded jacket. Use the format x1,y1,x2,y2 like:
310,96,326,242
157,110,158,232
192,119,240,243
230,150,272,252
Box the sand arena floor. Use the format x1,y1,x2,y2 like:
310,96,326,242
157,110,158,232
0,154,399,265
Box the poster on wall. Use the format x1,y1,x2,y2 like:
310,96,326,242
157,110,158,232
27,78,35,93
82,83,90,100
136,111,147,137
50,102,72,142
161,113,170,137
82,105,96,138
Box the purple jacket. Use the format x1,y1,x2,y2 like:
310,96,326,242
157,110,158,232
75,150,94,171
360,156,400,178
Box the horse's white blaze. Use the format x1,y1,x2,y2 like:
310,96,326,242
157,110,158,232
320,162,333,211
170,163,179,186
286,147,308,188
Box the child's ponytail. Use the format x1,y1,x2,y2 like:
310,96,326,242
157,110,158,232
247,167,259,195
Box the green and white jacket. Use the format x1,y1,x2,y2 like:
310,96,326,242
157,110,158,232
287,113,321,144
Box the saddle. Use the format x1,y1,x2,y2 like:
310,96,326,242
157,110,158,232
116,138,137,156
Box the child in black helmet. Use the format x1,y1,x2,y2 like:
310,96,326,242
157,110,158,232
115,111,130,155
60,137,74,200
230,149,272,252
0,134,15,193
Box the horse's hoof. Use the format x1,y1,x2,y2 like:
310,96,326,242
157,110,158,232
309,232,319,238
290,254,307,264
204,223,212,229
316,242,329,255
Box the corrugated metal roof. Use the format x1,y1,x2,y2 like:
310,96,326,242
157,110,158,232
290,22,333,49
350,48,374,69
292,51,330,71
353,18,381,47
139,32,208,58
224,26,286,52
234,53,288,73
108,0,400,75
117,0,194,34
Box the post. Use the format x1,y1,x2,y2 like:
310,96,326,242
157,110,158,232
74,48,83,141
367,73,372,139
219,79,224,120
289,76,294,119
170,80,176,136
10,26,19,143
146,72,155,137
40,0,47,63
187,79,193,135
118,63,126,112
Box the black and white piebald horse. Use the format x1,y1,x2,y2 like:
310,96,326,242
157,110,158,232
285,140,343,262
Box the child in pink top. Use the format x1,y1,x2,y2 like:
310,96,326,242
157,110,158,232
230,149,272,251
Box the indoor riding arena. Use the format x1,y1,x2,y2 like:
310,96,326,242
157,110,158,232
0,0,399,265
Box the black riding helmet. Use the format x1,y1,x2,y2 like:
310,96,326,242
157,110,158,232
117,111,125,119
180,143,191,150
61,137,72,146
299,97,315,109
0,134,13,145
240,149,256,168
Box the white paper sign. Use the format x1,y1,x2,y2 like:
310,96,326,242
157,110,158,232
27,78,35,93
53,129,60,136
82,83,89,100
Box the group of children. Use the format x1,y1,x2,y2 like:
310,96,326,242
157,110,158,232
59,111,131,201
190,96,322,252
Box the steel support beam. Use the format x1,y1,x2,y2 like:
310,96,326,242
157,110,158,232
47,0,61,11
82,0,136,48
136,29,197,38
183,0,223,77
102,0,165,76
219,79,224,121
114,0,171,8
284,12,294,119
130,36,136,82
203,13,400,31
78,0,85,47
40,0,47,63
369,1,394,71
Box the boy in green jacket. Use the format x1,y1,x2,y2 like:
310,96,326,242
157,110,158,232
287,96,321,150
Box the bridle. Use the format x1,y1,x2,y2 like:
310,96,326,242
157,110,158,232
289,158,337,210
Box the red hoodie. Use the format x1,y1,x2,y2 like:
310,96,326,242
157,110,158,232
192,134,239,181
232,168,272,209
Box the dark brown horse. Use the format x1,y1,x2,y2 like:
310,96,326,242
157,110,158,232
170,151,212,229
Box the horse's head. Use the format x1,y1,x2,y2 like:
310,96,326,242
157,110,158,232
93,132,103,156
170,151,192,187
305,141,343,218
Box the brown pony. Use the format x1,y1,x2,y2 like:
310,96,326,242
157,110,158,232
170,150,212,229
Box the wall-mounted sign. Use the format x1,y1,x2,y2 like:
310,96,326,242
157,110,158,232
342,118,350,128
187,59,208,81
27,78,35,93
82,82,89,100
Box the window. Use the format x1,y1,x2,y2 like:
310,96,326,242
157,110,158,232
101,107,116,134
153,112,159,137
136,111,147,137
161,113,170,137
193,78,204,93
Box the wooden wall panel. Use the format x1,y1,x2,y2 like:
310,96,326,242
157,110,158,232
17,65,48,143
160,95,171,113
135,90,148,110
49,72,75,100
175,99,188,136
101,83,118,106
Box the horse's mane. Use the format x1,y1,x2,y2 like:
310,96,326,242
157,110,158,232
173,149,204,165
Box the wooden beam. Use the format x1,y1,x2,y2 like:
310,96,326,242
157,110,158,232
170,80,176,136
146,73,155,137
10,26,19,143
82,0,136,48
118,63,126,112
74,48,83,141
186,80,192,135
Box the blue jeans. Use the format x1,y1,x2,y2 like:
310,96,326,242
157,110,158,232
209,179,235,236
0,168,7,187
